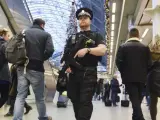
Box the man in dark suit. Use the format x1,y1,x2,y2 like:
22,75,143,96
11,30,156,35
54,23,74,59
116,28,152,120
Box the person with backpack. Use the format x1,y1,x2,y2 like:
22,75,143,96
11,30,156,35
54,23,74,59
0,28,11,108
12,18,54,120
61,8,106,120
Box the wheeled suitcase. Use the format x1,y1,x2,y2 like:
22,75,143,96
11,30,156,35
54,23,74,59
104,89,112,107
105,99,112,106
57,101,67,108
116,95,120,102
121,85,129,107
57,91,68,108
121,100,129,107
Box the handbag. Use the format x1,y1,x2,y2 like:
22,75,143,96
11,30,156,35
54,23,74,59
117,88,121,93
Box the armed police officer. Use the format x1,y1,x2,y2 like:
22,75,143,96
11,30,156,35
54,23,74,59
61,8,106,120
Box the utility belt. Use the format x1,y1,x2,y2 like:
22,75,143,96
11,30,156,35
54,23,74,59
71,65,97,73
84,67,97,71
70,66,97,80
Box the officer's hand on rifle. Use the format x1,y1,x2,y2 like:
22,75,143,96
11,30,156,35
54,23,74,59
74,48,88,58
66,67,72,73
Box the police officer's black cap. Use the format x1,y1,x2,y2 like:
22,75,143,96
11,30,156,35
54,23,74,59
76,8,93,20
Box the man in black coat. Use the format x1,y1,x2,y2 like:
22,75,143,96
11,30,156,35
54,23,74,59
116,28,152,120
13,18,54,120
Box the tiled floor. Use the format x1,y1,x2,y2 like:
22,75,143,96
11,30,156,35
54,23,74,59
0,101,159,120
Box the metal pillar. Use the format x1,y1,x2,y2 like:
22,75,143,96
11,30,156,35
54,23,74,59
144,0,160,44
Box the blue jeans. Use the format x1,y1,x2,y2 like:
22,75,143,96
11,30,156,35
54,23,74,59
13,67,48,120
111,91,117,106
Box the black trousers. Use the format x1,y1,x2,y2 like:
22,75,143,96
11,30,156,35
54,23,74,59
150,93,158,120
67,69,97,120
125,83,145,120
0,84,10,108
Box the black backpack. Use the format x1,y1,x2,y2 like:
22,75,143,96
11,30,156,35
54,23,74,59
0,41,6,70
56,70,68,92
5,30,27,65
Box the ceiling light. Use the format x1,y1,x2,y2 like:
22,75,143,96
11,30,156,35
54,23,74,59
111,40,114,42
111,24,115,30
111,31,114,36
112,15,115,22
109,63,112,69
111,41,114,46
109,59,112,69
110,43,113,48
110,45,113,50
112,3,116,13
111,36,114,40
109,55,113,69
142,28,149,38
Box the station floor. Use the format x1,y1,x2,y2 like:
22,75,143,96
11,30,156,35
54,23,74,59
0,100,159,120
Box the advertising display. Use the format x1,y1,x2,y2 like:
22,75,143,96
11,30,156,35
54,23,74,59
5,0,31,30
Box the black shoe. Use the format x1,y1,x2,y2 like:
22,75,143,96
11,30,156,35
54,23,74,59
4,112,13,117
24,106,32,114
113,104,118,107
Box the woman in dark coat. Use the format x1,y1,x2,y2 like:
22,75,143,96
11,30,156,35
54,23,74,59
5,65,32,116
0,28,11,108
148,42,160,120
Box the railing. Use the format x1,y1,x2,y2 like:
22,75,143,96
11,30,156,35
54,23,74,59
22,0,33,22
